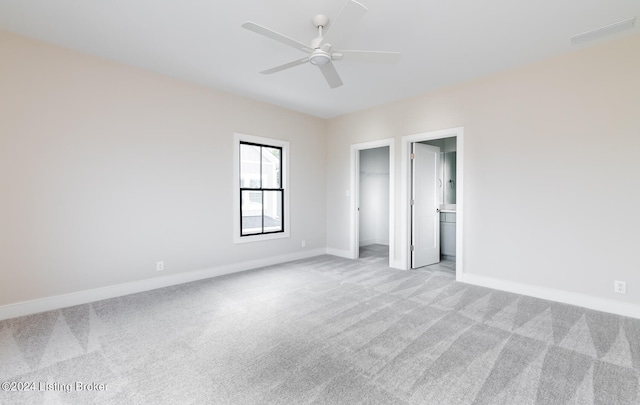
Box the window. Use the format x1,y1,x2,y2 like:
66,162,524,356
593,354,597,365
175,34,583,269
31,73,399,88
234,134,289,243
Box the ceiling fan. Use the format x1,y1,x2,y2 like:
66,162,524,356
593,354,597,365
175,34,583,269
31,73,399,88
241,0,400,89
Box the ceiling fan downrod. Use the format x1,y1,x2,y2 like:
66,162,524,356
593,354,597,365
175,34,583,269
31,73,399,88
309,14,331,65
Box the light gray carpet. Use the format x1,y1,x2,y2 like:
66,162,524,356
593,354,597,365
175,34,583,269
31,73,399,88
1,247,639,404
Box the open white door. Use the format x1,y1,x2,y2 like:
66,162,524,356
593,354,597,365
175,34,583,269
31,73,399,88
411,143,441,268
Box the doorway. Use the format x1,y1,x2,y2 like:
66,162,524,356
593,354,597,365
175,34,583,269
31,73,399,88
359,146,390,260
400,127,464,280
350,139,395,266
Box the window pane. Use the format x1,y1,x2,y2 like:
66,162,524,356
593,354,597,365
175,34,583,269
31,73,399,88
241,190,262,235
240,144,261,188
262,147,281,188
263,190,282,233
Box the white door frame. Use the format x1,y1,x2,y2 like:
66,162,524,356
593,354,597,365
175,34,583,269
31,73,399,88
400,127,464,280
350,138,395,266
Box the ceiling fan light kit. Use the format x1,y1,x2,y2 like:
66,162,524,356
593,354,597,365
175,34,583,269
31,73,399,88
309,50,331,66
242,0,400,88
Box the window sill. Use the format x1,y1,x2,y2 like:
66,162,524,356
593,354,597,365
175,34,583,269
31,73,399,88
233,230,290,244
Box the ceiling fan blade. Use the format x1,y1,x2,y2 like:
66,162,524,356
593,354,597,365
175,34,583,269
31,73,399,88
242,21,314,53
318,63,343,89
332,50,401,63
322,0,367,45
260,57,310,74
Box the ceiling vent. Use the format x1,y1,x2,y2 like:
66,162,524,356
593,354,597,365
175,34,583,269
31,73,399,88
571,17,636,45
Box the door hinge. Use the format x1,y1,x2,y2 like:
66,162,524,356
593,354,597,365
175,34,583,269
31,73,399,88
410,152,415,160
410,199,415,206
410,245,415,251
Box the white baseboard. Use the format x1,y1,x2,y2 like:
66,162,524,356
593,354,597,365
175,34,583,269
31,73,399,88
461,273,640,319
389,260,405,270
326,248,352,259
0,248,326,321
327,246,403,270
11,251,634,322
359,239,389,247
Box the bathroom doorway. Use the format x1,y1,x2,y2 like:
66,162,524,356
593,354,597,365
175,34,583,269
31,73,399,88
400,127,464,279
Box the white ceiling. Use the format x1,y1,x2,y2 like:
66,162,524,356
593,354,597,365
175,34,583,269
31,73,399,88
0,0,638,118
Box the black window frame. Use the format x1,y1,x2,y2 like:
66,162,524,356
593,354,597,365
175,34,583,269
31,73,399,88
239,141,285,237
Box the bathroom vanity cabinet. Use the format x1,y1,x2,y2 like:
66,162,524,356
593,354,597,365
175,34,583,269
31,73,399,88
440,212,456,260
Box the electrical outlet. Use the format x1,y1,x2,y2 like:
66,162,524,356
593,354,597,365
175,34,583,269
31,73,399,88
156,261,164,272
614,280,626,294
301,240,306,248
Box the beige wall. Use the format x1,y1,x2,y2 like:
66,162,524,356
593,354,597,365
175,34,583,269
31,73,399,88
0,31,326,307
2,27,639,312
326,34,640,305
